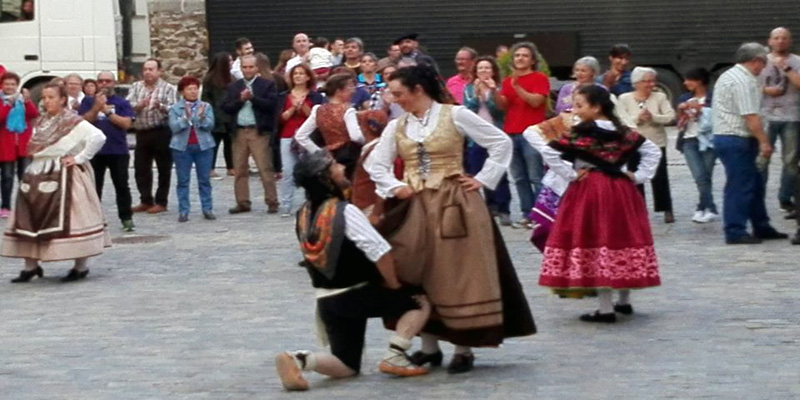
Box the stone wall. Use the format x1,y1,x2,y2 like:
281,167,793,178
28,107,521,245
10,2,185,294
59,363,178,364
148,0,209,84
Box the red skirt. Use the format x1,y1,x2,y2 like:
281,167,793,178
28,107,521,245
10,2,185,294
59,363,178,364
539,171,660,290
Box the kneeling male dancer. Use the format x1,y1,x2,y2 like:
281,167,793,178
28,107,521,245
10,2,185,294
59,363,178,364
275,150,429,391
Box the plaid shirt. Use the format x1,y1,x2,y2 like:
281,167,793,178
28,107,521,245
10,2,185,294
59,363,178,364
126,78,176,130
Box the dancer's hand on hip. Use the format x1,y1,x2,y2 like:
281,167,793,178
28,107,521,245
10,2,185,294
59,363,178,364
458,175,482,192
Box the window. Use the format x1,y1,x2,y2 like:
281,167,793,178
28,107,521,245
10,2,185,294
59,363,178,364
0,0,35,23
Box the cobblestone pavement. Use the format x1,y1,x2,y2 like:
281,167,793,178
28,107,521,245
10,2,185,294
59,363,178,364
2,132,800,400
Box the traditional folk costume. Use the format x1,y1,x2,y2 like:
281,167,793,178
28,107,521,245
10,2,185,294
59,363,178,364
365,103,535,348
294,103,365,178
350,109,389,211
524,113,576,253
2,110,111,266
529,119,661,295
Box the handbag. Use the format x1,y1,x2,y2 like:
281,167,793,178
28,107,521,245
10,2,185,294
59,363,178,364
6,98,27,133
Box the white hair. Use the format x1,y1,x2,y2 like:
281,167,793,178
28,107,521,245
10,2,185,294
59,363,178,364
631,67,657,84
574,56,600,75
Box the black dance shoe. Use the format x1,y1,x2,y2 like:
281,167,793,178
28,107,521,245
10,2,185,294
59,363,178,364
614,304,634,315
447,352,475,374
725,235,762,245
409,350,443,367
11,266,43,283
61,269,89,282
579,311,617,323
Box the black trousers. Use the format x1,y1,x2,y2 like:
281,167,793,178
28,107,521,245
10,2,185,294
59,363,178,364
134,126,172,206
92,154,133,222
212,130,233,170
317,284,418,373
0,157,29,209
628,147,673,213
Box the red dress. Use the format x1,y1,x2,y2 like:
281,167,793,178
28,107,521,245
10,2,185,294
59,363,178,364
539,123,660,290
0,100,39,162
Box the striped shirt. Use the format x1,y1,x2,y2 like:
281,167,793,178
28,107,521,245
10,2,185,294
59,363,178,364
126,79,177,130
342,204,391,262
712,64,761,137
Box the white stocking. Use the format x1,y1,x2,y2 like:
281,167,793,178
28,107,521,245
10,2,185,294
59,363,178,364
420,333,441,354
597,289,614,314
617,289,631,306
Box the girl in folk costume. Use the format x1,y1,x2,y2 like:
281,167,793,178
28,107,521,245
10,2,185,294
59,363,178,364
295,73,365,179
364,65,535,374
533,85,661,323
350,109,389,219
2,83,111,283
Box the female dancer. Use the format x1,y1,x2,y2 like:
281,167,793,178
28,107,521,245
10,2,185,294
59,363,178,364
530,85,661,322
365,65,535,373
2,82,110,282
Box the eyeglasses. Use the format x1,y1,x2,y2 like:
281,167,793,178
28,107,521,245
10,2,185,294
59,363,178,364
97,79,113,84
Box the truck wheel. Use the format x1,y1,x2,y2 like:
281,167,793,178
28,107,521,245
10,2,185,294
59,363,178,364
653,68,684,106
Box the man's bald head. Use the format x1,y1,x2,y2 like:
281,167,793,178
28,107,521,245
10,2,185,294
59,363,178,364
769,27,793,54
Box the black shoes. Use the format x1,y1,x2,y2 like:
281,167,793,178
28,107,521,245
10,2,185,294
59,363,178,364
614,304,634,315
663,211,675,224
178,214,189,223
447,353,475,374
726,235,763,245
409,350,443,367
203,212,217,220
754,230,789,240
580,311,617,323
11,266,43,283
61,269,89,282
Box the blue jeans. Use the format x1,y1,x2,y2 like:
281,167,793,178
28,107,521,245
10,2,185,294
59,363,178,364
682,139,717,213
172,144,214,215
713,135,772,240
509,134,543,217
758,121,799,204
464,143,511,214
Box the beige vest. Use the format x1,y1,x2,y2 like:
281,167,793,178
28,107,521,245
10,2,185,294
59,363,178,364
395,105,464,192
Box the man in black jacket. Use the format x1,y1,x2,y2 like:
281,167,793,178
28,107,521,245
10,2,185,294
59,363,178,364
221,55,280,214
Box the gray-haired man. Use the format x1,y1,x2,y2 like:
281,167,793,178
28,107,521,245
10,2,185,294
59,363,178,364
713,43,786,244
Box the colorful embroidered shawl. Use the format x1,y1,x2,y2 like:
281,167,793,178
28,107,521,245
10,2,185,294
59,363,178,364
27,110,83,155
548,121,645,170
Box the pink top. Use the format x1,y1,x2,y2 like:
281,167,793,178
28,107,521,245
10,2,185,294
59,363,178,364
446,74,471,105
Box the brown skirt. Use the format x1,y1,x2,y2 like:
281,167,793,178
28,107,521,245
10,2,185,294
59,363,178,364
2,163,111,262
379,178,535,347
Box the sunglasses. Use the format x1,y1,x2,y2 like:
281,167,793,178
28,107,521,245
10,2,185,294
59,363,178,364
97,79,114,84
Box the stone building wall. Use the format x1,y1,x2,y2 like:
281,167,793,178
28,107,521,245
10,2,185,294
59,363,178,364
148,0,209,84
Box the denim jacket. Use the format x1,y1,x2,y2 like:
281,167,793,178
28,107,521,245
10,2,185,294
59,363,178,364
462,83,505,129
168,99,216,151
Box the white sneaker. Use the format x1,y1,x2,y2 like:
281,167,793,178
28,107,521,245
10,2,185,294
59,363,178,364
691,210,705,223
701,210,719,222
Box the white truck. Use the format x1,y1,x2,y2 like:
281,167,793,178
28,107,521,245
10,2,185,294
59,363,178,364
0,0,151,97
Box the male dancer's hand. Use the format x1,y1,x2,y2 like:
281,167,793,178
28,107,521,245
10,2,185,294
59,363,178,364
393,186,414,199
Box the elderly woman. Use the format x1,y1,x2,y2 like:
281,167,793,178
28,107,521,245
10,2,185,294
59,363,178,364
168,76,216,222
0,72,39,219
618,67,676,223
2,82,110,283
555,56,602,114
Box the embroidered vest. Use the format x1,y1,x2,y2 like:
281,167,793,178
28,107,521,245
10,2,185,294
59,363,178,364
395,105,464,192
316,103,350,150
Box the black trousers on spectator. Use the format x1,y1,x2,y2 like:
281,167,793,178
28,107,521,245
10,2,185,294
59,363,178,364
92,154,133,222
212,130,233,170
628,147,673,213
134,126,172,206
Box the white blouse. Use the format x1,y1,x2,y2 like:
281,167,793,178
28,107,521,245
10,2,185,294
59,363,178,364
28,120,106,174
294,104,364,153
522,119,661,185
364,102,512,199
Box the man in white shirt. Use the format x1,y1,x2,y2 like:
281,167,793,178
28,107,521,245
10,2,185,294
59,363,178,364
230,37,254,81
285,33,312,77
713,42,786,244
275,151,430,391
64,73,85,112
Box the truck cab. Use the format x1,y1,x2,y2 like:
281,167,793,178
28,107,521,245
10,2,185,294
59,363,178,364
0,0,150,97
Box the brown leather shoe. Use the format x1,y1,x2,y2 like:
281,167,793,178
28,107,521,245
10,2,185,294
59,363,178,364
147,205,168,214
267,205,279,214
228,205,252,214
132,204,152,213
